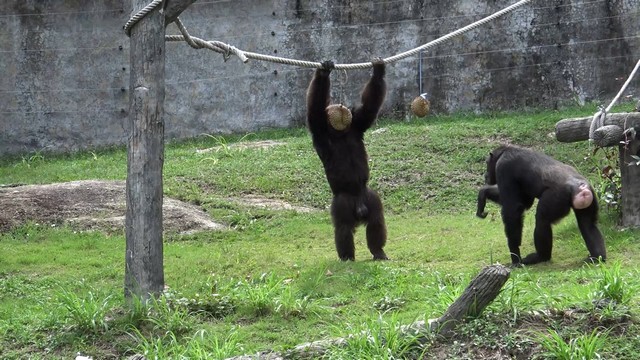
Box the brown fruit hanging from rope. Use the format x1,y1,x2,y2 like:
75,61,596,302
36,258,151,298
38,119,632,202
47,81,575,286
411,93,431,118
326,104,352,130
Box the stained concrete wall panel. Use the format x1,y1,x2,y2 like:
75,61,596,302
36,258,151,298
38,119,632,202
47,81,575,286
1,0,638,155
2,0,127,154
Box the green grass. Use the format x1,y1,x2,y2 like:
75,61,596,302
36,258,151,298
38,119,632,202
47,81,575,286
1,104,639,359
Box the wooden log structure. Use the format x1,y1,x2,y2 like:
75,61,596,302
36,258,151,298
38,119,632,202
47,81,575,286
592,125,624,147
555,112,640,228
220,264,511,360
164,0,199,25
555,112,640,143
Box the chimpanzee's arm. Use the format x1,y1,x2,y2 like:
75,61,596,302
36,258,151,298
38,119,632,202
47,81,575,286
352,58,387,132
477,184,500,218
574,200,607,263
306,61,334,137
570,181,606,262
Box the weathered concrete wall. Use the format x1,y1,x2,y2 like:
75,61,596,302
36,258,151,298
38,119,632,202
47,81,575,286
1,0,129,155
1,0,639,155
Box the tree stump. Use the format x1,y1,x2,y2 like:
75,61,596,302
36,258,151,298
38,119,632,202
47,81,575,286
428,264,510,337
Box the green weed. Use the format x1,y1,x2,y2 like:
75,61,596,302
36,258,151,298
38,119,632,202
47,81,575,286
324,315,427,360
128,328,244,359
56,284,113,334
536,328,608,360
144,295,195,336
592,261,635,307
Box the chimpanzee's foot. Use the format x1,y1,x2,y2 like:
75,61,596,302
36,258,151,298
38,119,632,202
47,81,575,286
371,251,389,260
521,253,550,265
338,254,355,261
584,255,605,264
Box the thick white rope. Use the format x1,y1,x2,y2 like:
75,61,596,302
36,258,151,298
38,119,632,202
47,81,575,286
164,34,321,67
125,0,533,69
589,58,640,140
382,0,533,66
123,0,163,36
604,58,640,113
171,19,249,63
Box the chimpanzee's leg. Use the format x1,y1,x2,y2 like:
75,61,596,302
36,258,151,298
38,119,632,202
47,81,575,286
331,194,357,260
363,188,388,260
522,190,571,265
498,184,533,266
501,207,525,265
574,199,607,263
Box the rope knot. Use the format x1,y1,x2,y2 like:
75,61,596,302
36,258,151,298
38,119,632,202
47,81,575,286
589,107,607,141
223,46,234,62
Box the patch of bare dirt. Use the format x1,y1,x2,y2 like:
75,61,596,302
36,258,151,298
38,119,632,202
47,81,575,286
196,140,286,154
0,180,318,234
228,194,316,213
0,180,225,234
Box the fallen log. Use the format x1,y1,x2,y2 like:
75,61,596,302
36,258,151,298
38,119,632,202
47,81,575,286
223,264,511,360
428,264,510,337
555,112,640,143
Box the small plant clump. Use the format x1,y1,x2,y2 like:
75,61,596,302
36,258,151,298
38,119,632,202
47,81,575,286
164,289,236,319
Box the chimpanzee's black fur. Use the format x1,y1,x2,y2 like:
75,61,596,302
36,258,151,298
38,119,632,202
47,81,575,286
306,59,388,261
478,145,606,266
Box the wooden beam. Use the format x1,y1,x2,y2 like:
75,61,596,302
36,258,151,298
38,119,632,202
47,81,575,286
124,0,166,300
555,112,640,143
165,0,199,26
592,125,624,147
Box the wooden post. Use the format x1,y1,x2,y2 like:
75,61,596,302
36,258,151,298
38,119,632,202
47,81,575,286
124,0,200,300
124,0,167,300
164,0,198,26
619,140,640,227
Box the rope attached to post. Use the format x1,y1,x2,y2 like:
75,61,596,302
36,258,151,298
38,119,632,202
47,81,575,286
589,58,640,141
124,0,533,68
123,0,164,36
